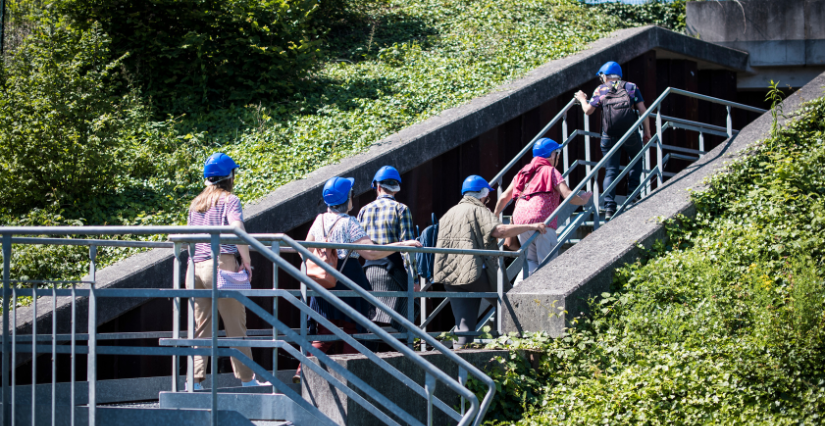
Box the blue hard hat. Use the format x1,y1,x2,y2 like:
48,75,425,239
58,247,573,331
323,177,355,206
533,138,561,158
203,153,239,178
372,165,402,188
596,61,623,78
461,175,494,195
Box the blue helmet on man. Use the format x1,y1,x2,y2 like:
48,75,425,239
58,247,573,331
532,138,561,159
323,177,355,206
596,61,623,78
461,175,494,195
371,165,403,188
203,153,239,178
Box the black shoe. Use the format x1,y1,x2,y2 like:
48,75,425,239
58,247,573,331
604,209,616,220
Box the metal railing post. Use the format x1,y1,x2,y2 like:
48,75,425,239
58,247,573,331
645,138,652,196
2,234,10,426
31,282,37,426
271,242,279,381
562,112,569,185
419,276,427,352
519,249,529,283
87,245,97,426
70,282,76,426
496,258,505,336
656,109,664,187
458,367,468,416
425,373,436,426
172,243,182,392
10,287,15,426
725,106,733,139
187,244,195,393
52,283,57,426
299,259,307,381
592,182,601,230
699,132,705,154
209,234,219,426
407,261,415,349
584,111,592,192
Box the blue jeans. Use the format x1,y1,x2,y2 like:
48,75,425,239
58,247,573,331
600,132,643,211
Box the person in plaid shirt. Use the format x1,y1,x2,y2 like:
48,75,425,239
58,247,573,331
357,165,418,332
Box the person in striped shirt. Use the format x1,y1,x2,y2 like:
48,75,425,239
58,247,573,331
186,153,267,390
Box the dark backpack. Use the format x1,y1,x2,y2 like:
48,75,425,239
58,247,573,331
416,213,439,281
601,81,638,138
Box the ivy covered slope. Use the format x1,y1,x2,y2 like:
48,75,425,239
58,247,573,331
0,0,684,284
475,95,825,425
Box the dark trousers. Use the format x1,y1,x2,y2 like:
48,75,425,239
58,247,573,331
600,131,644,211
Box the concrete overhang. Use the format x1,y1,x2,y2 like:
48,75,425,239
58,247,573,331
2,25,752,344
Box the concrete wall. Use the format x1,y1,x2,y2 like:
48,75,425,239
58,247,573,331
301,349,509,426
687,0,825,88
2,25,753,382
503,69,825,337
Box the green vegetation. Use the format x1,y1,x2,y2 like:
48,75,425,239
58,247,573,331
0,0,685,285
470,94,825,424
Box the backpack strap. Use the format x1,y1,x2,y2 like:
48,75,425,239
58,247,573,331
321,213,346,240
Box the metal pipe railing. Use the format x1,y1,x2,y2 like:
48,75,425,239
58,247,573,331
0,227,498,426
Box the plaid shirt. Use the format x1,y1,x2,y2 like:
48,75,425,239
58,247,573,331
357,194,417,273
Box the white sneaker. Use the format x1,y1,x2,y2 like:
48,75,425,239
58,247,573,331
186,381,204,391
242,375,271,387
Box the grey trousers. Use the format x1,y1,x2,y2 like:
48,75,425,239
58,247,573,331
444,274,497,348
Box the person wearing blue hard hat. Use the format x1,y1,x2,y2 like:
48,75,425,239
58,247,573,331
575,61,651,219
358,166,418,333
186,153,269,390
433,174,548,349
494,138,593,283
295,176,421,383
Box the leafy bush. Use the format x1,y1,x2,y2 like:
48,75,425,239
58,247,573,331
0,23,141,212
56,0,322,110
589,0,686,32
0,0,684,287
470,94,825,424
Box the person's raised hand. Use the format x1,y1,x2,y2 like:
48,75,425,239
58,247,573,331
575,90,588,103
533,223,548,234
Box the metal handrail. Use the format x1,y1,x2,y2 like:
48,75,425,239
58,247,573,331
0,227,495,426
514,87,766,253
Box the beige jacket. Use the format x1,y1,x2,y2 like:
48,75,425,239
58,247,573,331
433,196,501,286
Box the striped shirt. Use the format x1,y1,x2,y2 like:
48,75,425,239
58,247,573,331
188,194,244,263
357,195,417,271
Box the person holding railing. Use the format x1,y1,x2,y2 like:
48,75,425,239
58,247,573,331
575,61,652,219
434,175,547,349
357,166,418,335
294,176,421,383
493,138,592,283
187,152,269,390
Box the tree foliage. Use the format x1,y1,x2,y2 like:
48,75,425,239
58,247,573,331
56,0,322,110
0,23,141,210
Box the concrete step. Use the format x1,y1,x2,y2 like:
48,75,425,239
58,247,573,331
160,391,320,425
12,406,261,426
